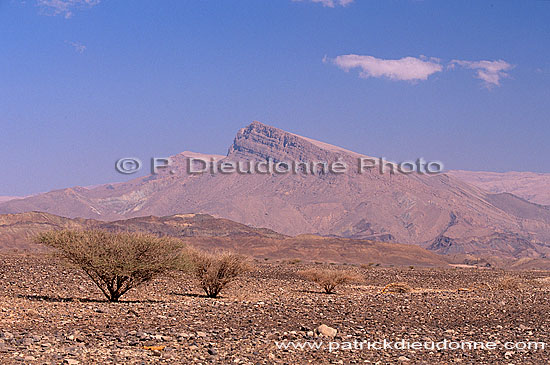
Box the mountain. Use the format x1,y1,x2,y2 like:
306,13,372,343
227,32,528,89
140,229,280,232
1,121,550,258
448,170,550,205
0,196,20,203
0,212,449,267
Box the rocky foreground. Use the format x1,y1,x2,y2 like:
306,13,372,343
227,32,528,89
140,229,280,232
1,254,550,364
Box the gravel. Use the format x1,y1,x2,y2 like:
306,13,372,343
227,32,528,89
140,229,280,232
1,254,550,364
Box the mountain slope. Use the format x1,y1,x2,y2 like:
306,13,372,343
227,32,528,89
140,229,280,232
1,121,550,258
448,170,550,205
0,212,94,251
0,196,20,203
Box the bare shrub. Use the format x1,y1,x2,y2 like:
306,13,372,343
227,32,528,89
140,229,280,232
468,276,523,292
287,258,302,265
496,276,521,291
191,250,251,298
35,230,188,302
381,282,412,293
469,282,492,292
298,269,358,294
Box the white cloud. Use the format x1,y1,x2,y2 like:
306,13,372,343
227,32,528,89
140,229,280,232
293,0,354,8
327,54,443,82
37,0,100,19
66,41,86,54
450,59,513,87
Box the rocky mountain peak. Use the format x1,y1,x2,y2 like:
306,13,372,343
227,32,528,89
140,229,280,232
227,121,365,163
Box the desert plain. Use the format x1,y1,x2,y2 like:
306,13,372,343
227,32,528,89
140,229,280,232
2,253,550,364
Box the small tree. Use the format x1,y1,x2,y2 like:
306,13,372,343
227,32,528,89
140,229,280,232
191,250,250,298
35,230,188,302
299,269,358,294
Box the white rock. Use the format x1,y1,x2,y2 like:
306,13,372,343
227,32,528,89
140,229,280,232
63,359,80,365
316,324,337,337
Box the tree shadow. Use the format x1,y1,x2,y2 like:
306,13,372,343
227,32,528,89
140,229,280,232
18,294,106,303
169,292,218,299
18,294,169,304
294,289,338,295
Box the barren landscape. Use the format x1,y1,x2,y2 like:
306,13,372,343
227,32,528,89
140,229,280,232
3,1,550,364
2,122,550,364
2,253,550,364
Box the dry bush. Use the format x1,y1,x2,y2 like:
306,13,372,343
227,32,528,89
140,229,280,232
191,250,251,298
466,282,493,292
381,282,412,293
35,230,188,302
468,276,523,292
496,276,522,291
287,258,302,265
298,269,359,294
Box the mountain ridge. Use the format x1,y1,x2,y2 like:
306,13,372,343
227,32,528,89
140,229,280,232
448,170,550,205
0,211,450,267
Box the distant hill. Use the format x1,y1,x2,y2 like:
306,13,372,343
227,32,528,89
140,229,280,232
0,196,20,203
448,170,550,206
0,212,449,267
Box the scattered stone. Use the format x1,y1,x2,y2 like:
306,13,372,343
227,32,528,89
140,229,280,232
1,332,14,341
316,324,337,337
63,359,80,365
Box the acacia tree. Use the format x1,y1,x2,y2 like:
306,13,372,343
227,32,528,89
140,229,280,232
35,230,188,302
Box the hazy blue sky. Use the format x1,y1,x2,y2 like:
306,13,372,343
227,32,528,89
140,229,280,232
1,0,549,196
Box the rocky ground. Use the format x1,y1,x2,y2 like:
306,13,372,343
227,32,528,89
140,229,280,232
1,254,550,364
